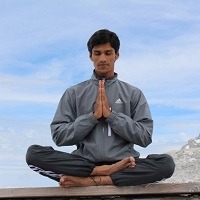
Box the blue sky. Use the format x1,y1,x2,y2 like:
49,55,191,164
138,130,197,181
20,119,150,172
0,0,199,188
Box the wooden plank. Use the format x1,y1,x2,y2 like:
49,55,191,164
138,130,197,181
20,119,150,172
0,183,200,199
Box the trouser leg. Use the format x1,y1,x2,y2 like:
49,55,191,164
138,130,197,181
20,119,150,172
111,154,175,186
26,145,95,182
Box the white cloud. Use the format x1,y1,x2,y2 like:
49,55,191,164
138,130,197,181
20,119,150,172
117,31,200,111
0,53,92,103
137,131,199,157
150,98,200,111
1,0,199,60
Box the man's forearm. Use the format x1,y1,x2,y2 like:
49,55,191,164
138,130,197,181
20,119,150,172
51,112,98,146
106,110,153,147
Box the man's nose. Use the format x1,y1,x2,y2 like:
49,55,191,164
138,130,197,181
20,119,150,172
99,54,106,62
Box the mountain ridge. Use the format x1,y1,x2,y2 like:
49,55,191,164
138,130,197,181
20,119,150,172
162,134,200,183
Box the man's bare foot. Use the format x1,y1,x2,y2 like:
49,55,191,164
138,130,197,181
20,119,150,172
91,156,135,176
59,157,135,188
59,176,93,188
59,175,113,188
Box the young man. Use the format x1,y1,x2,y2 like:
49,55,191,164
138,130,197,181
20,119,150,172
26,29,175,187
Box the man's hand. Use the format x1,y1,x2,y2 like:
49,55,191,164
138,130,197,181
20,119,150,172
93,80,103,119
101,80,111,118
94,80,111,119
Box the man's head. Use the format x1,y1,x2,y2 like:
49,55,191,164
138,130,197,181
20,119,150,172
88,29,120,79
87,29,120,54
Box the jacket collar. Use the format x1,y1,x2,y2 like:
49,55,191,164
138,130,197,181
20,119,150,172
91,70,118,86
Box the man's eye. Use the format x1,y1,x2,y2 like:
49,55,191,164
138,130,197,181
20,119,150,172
105,51,112,55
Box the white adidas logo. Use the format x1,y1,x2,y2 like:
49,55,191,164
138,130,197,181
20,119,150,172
115,98,123,104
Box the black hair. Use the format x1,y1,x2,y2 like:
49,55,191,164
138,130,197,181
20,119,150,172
87,29,120,54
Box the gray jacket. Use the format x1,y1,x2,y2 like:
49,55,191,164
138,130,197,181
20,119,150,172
51,72,153,162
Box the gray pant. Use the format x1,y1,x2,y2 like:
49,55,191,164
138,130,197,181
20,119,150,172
26,145,175,186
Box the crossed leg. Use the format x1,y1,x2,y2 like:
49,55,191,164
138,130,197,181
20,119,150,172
59,156,135,188
26,146,174,187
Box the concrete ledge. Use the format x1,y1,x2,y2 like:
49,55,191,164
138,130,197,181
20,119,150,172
0,183,200,199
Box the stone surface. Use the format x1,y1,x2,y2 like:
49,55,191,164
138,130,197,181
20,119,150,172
162,134,200,183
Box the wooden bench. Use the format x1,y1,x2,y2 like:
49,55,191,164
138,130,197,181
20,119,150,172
0,183,200,199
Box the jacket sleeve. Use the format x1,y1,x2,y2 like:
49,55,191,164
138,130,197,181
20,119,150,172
50,89,98,146
106,90,153,147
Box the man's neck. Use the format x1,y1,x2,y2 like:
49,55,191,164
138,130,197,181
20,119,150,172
94,71,115,80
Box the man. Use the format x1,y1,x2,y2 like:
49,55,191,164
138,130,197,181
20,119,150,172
26,29,175,187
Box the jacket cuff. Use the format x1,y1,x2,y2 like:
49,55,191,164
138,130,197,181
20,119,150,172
87,112,99,125
106,110,118,125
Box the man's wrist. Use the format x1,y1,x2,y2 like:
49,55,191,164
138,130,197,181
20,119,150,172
93,112,100,120
104,107,112,119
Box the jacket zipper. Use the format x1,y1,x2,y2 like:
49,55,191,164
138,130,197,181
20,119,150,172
102,78,106,160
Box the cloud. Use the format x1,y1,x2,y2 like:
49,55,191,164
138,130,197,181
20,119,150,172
117,30,200,111
0,53,92,103
1,0,198,60
136,131,199,158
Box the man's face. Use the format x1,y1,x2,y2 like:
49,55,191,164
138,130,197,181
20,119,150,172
90,42,119,79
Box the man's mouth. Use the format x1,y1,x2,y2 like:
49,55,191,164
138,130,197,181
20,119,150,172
98,63,108,67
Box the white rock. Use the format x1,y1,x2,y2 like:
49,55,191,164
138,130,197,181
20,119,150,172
162,134,200,183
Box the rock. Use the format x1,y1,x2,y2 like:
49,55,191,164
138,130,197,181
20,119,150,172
162,134,200,183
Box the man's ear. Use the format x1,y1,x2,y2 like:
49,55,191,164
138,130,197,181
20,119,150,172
115,52,119,61
89,53,92,61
